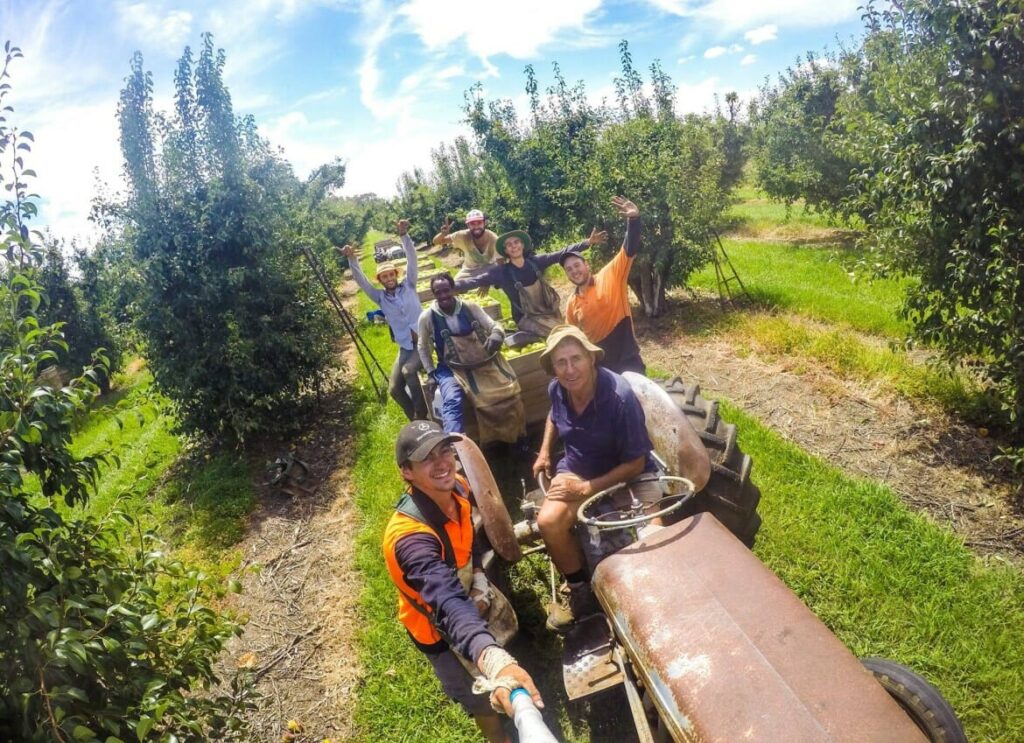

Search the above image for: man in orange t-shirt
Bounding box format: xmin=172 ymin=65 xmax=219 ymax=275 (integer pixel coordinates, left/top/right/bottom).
xmin=561 ymin=196 xmax=645 ymax=375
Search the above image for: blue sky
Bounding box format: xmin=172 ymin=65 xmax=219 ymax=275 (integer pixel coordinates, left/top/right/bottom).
xmin=0 ymin=0 xmax=867 ymax=242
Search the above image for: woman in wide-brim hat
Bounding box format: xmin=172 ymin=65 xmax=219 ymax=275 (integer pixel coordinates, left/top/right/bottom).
xmin=453 ymin=227 xmax=608 ymax=341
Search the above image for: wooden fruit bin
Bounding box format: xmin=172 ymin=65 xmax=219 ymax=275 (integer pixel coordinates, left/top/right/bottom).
xmin=418 ymin=344 xmax=551 ymax=442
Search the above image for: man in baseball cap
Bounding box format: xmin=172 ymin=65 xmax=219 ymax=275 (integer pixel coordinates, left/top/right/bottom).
xmin=432 ymin=208 xmax=501 ymax=281
xmin=561 ymin=196 xmax=647 ymax=375
xmin=383 ymin=420 xmax=541 ymax=742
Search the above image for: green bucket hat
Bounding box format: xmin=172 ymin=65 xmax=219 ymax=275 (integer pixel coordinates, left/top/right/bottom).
xmin=495 ymin=230 xmax=534 ymax=257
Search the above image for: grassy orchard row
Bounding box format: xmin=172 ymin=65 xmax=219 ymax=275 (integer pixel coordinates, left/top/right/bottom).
xmin=27 ymin=363 xmax=257 ymax=579
xmin=685 ymin=213 xmax=993 ymax=424
xmin=348 ymin=231 xmax=1024 ymax=741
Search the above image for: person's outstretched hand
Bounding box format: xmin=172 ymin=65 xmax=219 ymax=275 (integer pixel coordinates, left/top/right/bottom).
xmin=611 ymin=195 xmax=639 ymax=219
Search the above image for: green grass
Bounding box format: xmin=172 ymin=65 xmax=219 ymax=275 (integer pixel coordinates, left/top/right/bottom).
xmin=689 ymin=238 xmax=912 ymax=337
xmin=729 ymin=399 xmax=1024 ymax=741
xmin=724 ymin=184 xmax=858 ymax=236
xmin=32 ymin=361 xmax=257 ymax=578
xmin=728 ymin=314 xmax=998 ymax=424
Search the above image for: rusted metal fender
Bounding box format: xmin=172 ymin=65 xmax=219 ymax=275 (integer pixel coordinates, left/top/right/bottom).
xmin=623 ymin=372 xmax=711 ymax=492
xmin=593 ymin=515 xmax=928 ymax=742
xmin=454 ymin=437 xmax=523 ymax=562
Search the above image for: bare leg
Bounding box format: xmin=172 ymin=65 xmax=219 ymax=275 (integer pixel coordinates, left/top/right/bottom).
xmin=536 ymin=473 xmax=586 ymax=576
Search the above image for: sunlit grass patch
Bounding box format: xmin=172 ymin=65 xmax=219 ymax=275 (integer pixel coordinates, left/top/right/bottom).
xmin=731 ymin=313 xmax=997 ymax=425
xmin=689 ymin=238 xmax=912 ymax=338
xmin=35 ymin=360 xmax=257 ymax=579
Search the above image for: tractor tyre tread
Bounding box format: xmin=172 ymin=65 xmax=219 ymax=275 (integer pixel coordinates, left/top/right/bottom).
xmin=860 ymin=658 xmax=967 ymax=743
xmin=660 ymin=377 xmax=762 ymax=547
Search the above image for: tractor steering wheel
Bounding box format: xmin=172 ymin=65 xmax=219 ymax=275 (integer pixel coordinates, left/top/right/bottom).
xmin=576 ymin=476 xmax=695 ymax=531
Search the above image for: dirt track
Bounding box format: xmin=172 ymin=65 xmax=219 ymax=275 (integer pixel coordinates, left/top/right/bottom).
xmin=635 ymin=296 xmax=1024 ymax=562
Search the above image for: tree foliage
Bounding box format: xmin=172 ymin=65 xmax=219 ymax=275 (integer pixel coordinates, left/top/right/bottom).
xmin=115 ymin=35 xmax=337 ymax=440
xmin=0 ymin=43 xmax=252 ymax=742
xmin=460 ymin=41 xmax=730 ymax=317
xmin=750 ymin=49 xmax=865 ymax=216
xmin=34 ymin=239 xmax=120 ymax=384
xmin=845 ymin=1 xmax=1024 ymax=437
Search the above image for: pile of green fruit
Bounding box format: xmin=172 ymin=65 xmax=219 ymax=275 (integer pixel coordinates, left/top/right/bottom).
xmin=504 ymin=341 xmax=545 ymax=358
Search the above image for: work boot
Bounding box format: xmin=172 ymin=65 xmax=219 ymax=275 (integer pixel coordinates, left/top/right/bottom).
xmin=545 ymin=582 xmax=600 ymax=634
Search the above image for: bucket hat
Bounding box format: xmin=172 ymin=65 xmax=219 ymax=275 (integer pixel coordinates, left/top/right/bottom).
xmin=495 ymin=230 xmax=534 ymax=257
xmin=539 ymin=324 xmax=604 ymax=375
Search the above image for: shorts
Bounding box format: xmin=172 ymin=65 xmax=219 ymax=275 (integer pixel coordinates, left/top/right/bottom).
xmin=553 ymin=472 xmax=662 ymax=505
xmin=425 ymin=648 xmax=492 ymax=717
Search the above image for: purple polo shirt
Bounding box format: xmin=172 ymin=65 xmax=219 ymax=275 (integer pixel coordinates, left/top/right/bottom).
xmin=549 ymin=367 xmax=656 ymax=480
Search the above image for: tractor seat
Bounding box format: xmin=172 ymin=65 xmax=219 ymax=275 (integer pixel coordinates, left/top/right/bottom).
xmin=591 ymin=514 xmax=926 ymax=742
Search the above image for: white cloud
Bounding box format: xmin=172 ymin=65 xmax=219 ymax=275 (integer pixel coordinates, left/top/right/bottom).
xmin=675 ymin=76 xmax=721 ymax=115
xmin=740 ymin=53 xmax=756 ymax=65
xmin=398 ymin=0 xmax=602 ymax=60
xmin=744 ymin=23 xmax=777 ymax=44
xmin=22 ymin=100 xmax=123 ymax=242
xmin=677 ymin=54 xmax=695 ymax=64
xmin=695 ymin=0 xmax=858 ymax=29
xmin=728 ymin=43 xmax=744 ymax=53
xmin=115 ymin=2 xmax=193 ymax=53
xmin=644 ymin=0 xmax=859 ymax=29
xmin=704 ymin=46 xmax=727 ymax=59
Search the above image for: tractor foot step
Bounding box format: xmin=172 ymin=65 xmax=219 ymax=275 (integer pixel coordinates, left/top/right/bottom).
xmin=562 ymin=614 xmax=623 ymax=700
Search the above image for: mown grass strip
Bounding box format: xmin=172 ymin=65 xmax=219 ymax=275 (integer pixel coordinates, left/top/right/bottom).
xmin=723 ymin=184 xmax=861 ymax=236
xmin=34 ymin=362 xmax=257 ymax=578
xmin=688 ymin=238 xmax=912 ymax=337
xmin=729 ymin=399 xmax=1024 ymax=741
xmin=731 ymin=313 xmax=997 ymax=424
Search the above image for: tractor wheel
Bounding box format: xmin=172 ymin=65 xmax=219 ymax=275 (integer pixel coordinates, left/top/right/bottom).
xmin=660 ymin=377 xmax=762 ymax=546
xmin=860 ymin=658 xmax=967 ymax=743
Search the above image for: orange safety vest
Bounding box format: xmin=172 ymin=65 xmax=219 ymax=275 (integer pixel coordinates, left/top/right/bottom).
xmin=382 ymin=476 xmax=475 ymax=647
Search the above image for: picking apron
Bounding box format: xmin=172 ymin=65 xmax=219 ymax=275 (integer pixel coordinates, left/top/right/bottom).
xmin=514 ymin=266 xmax=563 ymax=338
xmin=441 ymin=323 xmax=525 ymax=445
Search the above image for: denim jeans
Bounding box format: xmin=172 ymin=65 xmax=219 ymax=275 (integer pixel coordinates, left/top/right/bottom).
xmin=433 ymin=367 xmax=465 ymax=433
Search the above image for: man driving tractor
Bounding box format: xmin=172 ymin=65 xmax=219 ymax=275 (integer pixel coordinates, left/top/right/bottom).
xmin=383 ymin=420 xmax=542 ymax=743
xmin=562 ymin=196 xmax=647 ymax=375
xmin=455 ymin=227 xmax=608 ymax=340
xmin=433 ymin=209 xmax=501 ymax=281
xmin=532 ymin=324 xmax=659 ymax=631
xmin=417 ymin=273 xmax=526 ymax=448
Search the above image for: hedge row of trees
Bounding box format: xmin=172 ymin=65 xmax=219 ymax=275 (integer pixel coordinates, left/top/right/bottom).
xmin=0 ymin=43 xmax=256 ymax=740
xmin=387 ymin=42 xmax=744 ymax=318
xmin=750 ymin=1 xmax=1024 ymax=443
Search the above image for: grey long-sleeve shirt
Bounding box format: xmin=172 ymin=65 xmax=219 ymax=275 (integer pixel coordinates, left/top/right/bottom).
xmin=417 ymin=299 xmax=504 ymax=375
xmin=349 ymin=234 xmax=422 ymax=351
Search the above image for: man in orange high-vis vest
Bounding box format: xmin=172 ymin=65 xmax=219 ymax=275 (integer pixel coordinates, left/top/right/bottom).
xmin=562 ymin=195 xmax=646 ymax=375
xmin=382 ymin=420 xmax=541 ymax=742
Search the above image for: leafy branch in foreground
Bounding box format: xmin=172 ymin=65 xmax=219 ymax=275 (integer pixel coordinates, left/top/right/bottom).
xmin=0 ymin=43 xmax=254 ymax=742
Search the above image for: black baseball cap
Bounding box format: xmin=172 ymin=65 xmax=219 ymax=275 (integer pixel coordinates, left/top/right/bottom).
xmin=558 ymin=249 xmax=588 ymax=267
xmin=395 ymin=420 xmax=462 ymax=466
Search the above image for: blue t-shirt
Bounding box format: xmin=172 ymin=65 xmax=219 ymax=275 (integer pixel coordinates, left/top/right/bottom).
xmin=549 ymin=367 xmax=656 ymax=480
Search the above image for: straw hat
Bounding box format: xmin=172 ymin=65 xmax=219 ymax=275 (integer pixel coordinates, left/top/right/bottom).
xmin=539 ymin=324 xmax=604 ymax=375
xmin=375 ymin=261 xmax=402 ymax=281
